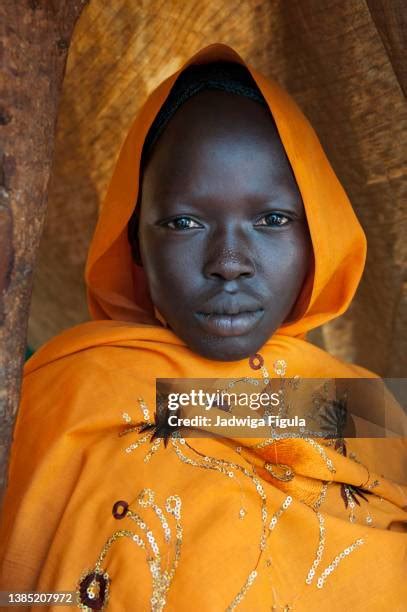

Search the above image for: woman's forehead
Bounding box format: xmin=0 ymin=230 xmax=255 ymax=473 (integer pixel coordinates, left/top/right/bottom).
xmin=140 ymin=92 xmax=298 ymax=207
xmin=151 ymin=89 xmax=280 ymax=145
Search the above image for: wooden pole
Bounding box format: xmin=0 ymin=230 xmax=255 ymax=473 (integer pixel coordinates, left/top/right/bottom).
xmin=0 ymin=0 xmax=89 ymax=503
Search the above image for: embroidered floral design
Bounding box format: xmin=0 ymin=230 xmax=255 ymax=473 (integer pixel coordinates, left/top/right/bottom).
xmin=77 ymin=491 xmax=183 ymax=612
xmin=77 ymin=569 xmax=110 ymax=611
xmin=273 ymin=359 xmax=287 ymax=376
xmin=137 ymin=399 xmax=181 ymax=447
xmin=340 ymin=483 xmax=372 ymax=508
xmin=112 ymin=500 xmax=129 ymax=519
xmin=249 ymin=353 xmax=264 ymax=370
xmin=109 ymin=354 xmax=376 ymax=608
xmin=119 ymin=395 xmax=180 ymax=453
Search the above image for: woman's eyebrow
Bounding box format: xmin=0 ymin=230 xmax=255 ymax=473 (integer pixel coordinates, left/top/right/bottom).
xmin=151 ymin=198 xmax=305 ymax=220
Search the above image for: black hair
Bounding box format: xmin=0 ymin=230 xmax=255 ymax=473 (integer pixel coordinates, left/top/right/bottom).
xmin=127 ymin=60 xmax=271 ymax=262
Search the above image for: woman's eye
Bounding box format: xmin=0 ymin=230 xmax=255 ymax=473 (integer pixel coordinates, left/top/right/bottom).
xmin=164 ymin=216 xmax=202 ymax=230
xmin=255 ymin=213 xmax=290 ymax=227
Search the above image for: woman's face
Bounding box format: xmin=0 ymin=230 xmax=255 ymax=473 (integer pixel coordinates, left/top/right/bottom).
xmin=135 ymin=90 xmax=312 ymax=361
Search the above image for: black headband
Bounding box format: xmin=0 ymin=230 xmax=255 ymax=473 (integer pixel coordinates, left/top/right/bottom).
xmin=141 ymin=61 xmax=270 ymax=164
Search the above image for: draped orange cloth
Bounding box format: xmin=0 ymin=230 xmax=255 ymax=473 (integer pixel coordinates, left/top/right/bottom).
xmin=1 ymin=43 xmax=406 ymax=611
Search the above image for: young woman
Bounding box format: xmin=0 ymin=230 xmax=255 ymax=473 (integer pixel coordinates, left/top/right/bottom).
xmin=0 ymin=43 xmax=405 ymax=611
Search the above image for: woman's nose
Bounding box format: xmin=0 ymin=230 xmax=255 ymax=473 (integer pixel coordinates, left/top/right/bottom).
xmin=203 ymin=245 xmax=255 ymax=281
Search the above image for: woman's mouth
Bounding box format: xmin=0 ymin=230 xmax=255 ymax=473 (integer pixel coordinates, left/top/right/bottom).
xmin=194 ymin=309 xmax=265 ymax=337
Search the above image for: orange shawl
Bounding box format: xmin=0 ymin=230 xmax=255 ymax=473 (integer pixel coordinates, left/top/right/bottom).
xmin=1 ymin=43 xmax=406 ymax=611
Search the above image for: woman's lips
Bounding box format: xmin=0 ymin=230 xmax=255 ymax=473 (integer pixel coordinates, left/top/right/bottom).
xmin=194 ymin=309 xmax=265 ymax=337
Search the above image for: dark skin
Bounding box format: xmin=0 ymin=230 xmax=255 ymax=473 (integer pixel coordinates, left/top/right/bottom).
xmin=131 ymin=90 xmax=312 ymax=361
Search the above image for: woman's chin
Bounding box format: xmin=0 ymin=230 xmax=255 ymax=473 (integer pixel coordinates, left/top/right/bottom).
xmin=182 ymin=332 xmax=272 ymax=362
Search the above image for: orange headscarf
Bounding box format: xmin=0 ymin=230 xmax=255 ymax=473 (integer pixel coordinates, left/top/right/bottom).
xmin=0 ymin=44 xmax=406 ymax=611
xmin=85 ymin=43 xmax=366 ymax=338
